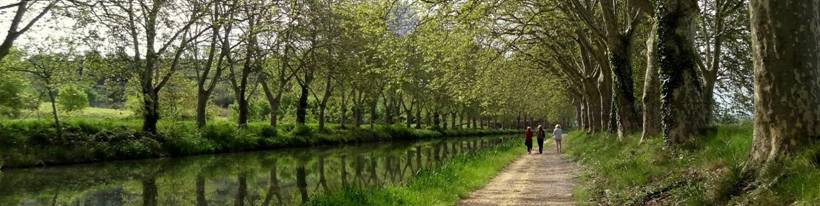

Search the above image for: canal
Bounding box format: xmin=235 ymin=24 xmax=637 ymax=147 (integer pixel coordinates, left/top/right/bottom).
xmin=0 ymin=135 xmax=512 ymax=205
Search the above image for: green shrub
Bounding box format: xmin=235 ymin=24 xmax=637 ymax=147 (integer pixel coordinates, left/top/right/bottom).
xmin=0 ymin=74 xmax=28 ymax=117
xmin=57 ymin=84 xmax=89 ymax=113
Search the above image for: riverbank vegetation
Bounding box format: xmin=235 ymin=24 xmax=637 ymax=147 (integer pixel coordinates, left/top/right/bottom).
xmin=308 ymin=138 xmax=519 ymax=206
xmin=0 ymin=118 xmax=515 ymax=168
xmin=567 ymin=124 xmax=820 ymax=205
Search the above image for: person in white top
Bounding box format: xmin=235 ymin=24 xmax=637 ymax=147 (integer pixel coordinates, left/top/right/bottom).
xmin=553 ymin=124 xmax=563 ymax=154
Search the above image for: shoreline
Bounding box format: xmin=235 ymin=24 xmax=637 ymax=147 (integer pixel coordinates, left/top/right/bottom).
xmin=1 ymin=119 xmax=518 ymax=169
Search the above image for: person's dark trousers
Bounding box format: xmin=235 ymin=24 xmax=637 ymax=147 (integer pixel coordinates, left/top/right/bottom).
xmin=537 ymin=138 xmax=544 ymax=154
xmin=525 ymin=140 xmax=532 ymax=153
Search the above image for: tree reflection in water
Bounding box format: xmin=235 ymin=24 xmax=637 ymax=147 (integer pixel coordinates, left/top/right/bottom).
xmin=0 ymin=136 xmax=510 ymax=206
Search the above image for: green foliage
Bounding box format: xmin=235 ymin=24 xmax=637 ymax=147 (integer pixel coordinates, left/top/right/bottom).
xmin=57 ymin=84 xmax=89 ymax=112
xmin=308 ymin=139 xmax=520 ymax=206
xmin=0 ymin=74 xmax=29 ymax=117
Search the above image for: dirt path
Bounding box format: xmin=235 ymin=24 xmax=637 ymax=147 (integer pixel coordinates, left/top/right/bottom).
xmin=458 ymin=146 xmax=579 ymax=206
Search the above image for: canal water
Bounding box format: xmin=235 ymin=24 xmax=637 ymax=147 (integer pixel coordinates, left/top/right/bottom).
xmin=0 ymin=135 xmax=512 ymax=206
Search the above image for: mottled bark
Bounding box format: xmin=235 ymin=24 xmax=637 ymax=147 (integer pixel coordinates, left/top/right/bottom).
xmin=598 ymin=56 xmax=614 ymax=132
xmin=746 ymin=0 xmax=820 ymax=174
xmin=583 ymin=81 xmax=602 ymax=132
xmin=641 ymin=18 xmax=661 ymax=143
xmin=610 ymin=37 xmax=641 ymax=139
xmin=657 ymin=0 xmax=707 ymax=146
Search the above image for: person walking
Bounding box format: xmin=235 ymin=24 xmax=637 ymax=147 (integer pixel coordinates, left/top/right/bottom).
xmin=553 ymin=124 xmax=563 ymax=153
xmin=524 ymin=127 xmax=533 ymax=154
xmin=536 ymin=125 xmax=546 ymax=154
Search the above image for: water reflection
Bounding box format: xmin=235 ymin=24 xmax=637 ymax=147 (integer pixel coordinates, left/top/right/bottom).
xmin=0 ymin=136 xmax=510 ymax=206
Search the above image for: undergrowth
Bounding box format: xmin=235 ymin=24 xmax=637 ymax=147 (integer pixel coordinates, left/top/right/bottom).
xmin=566 ymin=123 xmax=820 ymax=205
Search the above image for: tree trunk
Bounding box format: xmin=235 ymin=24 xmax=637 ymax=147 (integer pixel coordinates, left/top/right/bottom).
xmin=318 ymin=76 xmax=333 ymax=130
xmin=746 ymin=0 xmax=820 ymax=175
xmin=433 ymin=110 xmax=440 ymax=129
xmin=599 ymin=66 xmax=613 ymax=132
xmin=471 ymin=115 xmax=477 ymax=129
xmin=442 ymin=112 xmax=448 ymax=130
xmin=296 ymin=76 xmax=311 ymax=125
xmin=404 ymin=100 xmax=412 ymax=127
xmin=458 ymin=111 xmax=464 ymax=129
xmin=657 ymin=0 xmax=706 ymax=146
xmin=384 ymin=94 xmax=393 ymax=125
xmin=579 ymin=98 xmax=587 ymax=131
xmin=45 ymin=87 xmax=62 ymax=135
xmin=237 ymin=95 xmax=249 ymax=128
xmin=701 ymin=0 xmax=724 ymax=124
xmin=414 ymin=103 xmax=422 ymax=129
xmin=586 ymin=83 xmax=602 ymax=132
xmin=353 ymin=91 xmax=362 ymax=128
xmin=142 ymin=90 xmax=160 ymax=133
xmin=369 ymin=96 xmax=378 ymax=129
xmin=450 ymin=112 xmax=456 ymax=129
xmin=610 ymin=37 xmax=641 ymax=139
xmin=641 ymin=18 xmax=661 ymax=143
xmin=340 ymin=89 xmax=350 ymax=129
xmin=575 ymin=103 xmax=582 ymax=130
xmin=261 ymin=82 xmax=282 ymax=128
xmin=195 ymin=90 xmax=208 ymax=128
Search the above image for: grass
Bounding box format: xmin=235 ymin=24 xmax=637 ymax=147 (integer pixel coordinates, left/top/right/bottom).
xmin=307 ymin=138 xmax=521 ymax=206
xmin=0 ymin=116 xmax=517 ymax=168
xmin=566 ymin=123 xmax=820 ymax=205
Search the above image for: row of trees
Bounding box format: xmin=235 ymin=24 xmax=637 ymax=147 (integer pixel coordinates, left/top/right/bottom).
xmin=455 ymin=0 xmax=817 ymax=180
xmin=0 ymin=0 xmax=571 ymax=133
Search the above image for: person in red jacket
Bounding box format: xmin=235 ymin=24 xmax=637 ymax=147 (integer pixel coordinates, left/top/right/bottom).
xmin=524 ymin=127 xmax=533 ymax=154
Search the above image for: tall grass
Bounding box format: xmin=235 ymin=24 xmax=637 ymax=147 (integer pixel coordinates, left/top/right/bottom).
xmin=0 ymin=118 xmax=518 ymax=168
xmin=308 ymin=139 xmax=520 ymax=206
xmin=566 ymin=123 xmax=820 ymax=205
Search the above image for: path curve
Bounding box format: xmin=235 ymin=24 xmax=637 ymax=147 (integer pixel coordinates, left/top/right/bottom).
xmin=458 ymin=147 xmax=578 ymax=206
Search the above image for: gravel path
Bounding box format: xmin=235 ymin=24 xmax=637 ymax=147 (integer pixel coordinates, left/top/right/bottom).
xmin=458 ymin=147 xmax=579 ymax=206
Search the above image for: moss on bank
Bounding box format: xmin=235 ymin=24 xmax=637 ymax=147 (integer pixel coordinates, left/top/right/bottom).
xmin=566 ymin=123 xmax=820 ymax=205
xmin=0 ymin=119 xmax=516 ymax=168
xmin=307 ymin=138 xmax=520 ymax=206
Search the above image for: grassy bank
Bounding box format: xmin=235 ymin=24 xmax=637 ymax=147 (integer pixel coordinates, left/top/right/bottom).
xmin=567 ymin=123 xmax=820 ymax=205
xmin=307 ymin=138 xmax=521 ymax=206
xmin=0 ymin=119 xmax=517 ymax=168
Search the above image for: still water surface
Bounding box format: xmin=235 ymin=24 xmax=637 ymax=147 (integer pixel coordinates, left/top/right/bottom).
xmin=0 ymin=135 xmax=511 ymax=206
